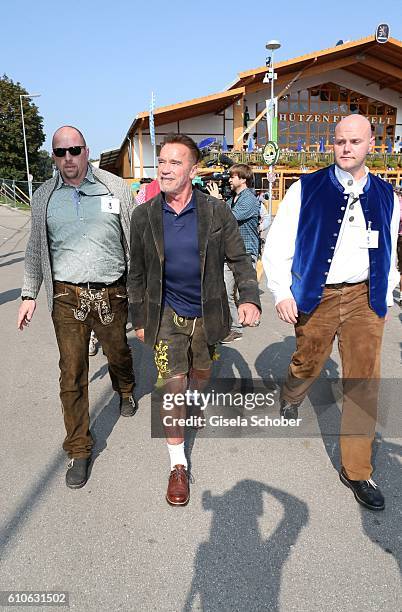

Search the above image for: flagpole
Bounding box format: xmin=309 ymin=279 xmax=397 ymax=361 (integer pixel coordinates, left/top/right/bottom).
xmin=150 ymin=92 xmax=157 ymax=178
xmin=265 ymin=40 xmax=281 ymax=219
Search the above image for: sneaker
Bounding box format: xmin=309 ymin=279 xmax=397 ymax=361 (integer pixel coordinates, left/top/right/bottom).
xmin=120 ymin=395 xmax=138 ymax=417
xmin=220 ymin=331 xmax=243 ymax=344
xmin=66 ymin=457 xmax=90 ymax=489
xmin=88 ymin=333 xmax=97 ymax=356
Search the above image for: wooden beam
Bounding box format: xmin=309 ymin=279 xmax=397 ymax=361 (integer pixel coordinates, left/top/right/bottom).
xmin=121 ymin=141 xmax=131 ymax=178
xmin=136 ymin=87 xmax=246 ymax=119
xmin=361 ymin=56 xmax=402 ymax=81
xmin=233 ymin=97 xmax=244 ymax=151
xmin=245 ymin=57 xmax=358 ymax=96
xmin=237 ymin=35 xmax=376 ymax=81
xmin=379 ymin=77 xmax=402 ymax=90
xmin=138 ymin=124 xmax=143 ymax=177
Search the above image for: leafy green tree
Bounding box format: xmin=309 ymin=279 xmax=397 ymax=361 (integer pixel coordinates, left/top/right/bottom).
xmin=0 ymin=74 xmax=52 ymax=183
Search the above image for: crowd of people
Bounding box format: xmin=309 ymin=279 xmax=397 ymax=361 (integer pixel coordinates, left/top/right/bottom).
xmin=17 ymin=115 xmax=401 ymax=512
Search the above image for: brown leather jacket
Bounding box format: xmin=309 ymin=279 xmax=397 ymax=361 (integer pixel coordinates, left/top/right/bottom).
xmin=128 ymin=189 xmax=261 ymax=347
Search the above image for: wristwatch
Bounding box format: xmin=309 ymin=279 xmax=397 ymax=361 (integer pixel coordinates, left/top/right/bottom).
xmin=21 ymin=296 xmax=33 ymax=301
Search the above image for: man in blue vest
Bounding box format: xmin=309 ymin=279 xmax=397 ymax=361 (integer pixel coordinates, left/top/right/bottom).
xmin=263 ymin=114 xmax=400 ymax=511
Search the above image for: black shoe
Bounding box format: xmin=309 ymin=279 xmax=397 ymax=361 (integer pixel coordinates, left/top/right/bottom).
xmin=280 ymin=399 xmax=301 ymax=420
xmin=339 ymin=468 xmax=385 ymax=511
xmin=120 ymin=395 xmax=138 ymax=417
xmin=66 ymin=458 xmax=90 ymax=489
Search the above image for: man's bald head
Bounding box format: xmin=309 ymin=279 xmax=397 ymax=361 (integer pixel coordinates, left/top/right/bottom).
xmin=52 ymin=125 xmax=89 ymax=186
xmin=52 ymin=126 xmax=86 ymax=149
xmin=335 ymin=114 xmax=371 ymax=140
xmin=333 ymin=114 xmax=374 ymax=179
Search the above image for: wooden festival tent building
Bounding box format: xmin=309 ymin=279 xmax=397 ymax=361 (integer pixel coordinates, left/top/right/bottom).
xmin=100 ymin=32 xmax=402 ymax=210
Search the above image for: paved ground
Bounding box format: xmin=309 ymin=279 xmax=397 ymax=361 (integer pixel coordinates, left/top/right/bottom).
xmin=0 ymin=204 xmax=401 ymax=612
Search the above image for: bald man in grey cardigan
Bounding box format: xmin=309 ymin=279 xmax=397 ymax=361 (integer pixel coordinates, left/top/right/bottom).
xmin=17 ymin=126 xmax=137 ymax=489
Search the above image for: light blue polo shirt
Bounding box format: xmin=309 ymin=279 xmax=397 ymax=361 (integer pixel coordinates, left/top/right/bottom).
xmin=47 ymin=166 xmax=126 ymax=283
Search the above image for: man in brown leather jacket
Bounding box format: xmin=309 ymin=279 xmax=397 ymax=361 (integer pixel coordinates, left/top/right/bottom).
xmin=128 ymin=134 xmax=261 ymax=506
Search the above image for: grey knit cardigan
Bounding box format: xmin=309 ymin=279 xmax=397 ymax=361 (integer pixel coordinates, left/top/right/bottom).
xmin=21 ymin=165 xmax=135 ymax=311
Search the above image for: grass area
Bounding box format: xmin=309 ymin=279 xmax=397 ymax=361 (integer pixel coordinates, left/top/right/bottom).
xmin=0 ymin=196 xmax=31 ymax=211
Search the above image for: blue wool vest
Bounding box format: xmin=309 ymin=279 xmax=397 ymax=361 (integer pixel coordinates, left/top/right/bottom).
xmin=291 ymin=165 xmax=394 ymax=317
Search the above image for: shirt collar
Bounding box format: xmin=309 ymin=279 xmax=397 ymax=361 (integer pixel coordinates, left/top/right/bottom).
xmin=55 ymin=164 xmax=95 ymax=190
xmin=334 ymin=165 xmax=369 ymax=194
xmin=162 ymin=190 xmax=196 ymax=214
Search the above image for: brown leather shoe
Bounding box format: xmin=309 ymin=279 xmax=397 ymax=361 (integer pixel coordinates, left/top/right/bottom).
xmin=166 ymin=464 xmax=190 ymax=506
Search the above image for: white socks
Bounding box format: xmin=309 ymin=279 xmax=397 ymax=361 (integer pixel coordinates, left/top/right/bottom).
xmin=167 ymin=442 xmax=187 ymax=470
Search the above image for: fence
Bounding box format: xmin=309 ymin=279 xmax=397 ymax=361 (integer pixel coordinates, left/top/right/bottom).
xmin=201 ymin=150 xmax=402 ymax=171
xmin=0 ymin=178 xmax=43 ymax=208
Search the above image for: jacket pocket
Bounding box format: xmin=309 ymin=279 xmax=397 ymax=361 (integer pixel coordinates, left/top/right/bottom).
xmin=209 ymin=227 xmax=222 ymax=238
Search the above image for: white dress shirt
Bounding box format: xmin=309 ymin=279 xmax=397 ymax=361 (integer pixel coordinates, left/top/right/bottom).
xmin=262 ymin=165 xmax=400 ymax=307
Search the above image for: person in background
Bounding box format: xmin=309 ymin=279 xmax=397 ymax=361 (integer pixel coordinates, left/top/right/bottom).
xmin=136 ymin=179 xmax=161 ymax=204
xmin=207 ymin=163 xmax=260 ymax=343
xmin=88 ymin=330 xmax=98 ymax=356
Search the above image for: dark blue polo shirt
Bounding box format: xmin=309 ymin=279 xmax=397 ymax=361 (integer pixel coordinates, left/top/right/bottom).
xmin=162 ymin=192 xmax=202 ymax=317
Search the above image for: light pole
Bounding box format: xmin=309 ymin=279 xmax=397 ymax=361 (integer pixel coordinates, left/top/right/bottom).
xmin=265 ymin=40 xmax=281 ymax=218
xmin=19 ymin=93 xmax=41 ymax=202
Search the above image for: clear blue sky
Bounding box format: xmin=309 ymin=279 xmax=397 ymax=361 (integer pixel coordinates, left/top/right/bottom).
xmin=2 ymin=0 xmax=402 ymax=158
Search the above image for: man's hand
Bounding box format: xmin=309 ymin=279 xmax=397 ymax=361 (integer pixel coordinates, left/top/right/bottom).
xmin=17 ymin=299 xmax=36 ymax=331
xmin=276 ymin=298 xmax=298 ymax=324
xmin=135 ymin=328 xmax=145 ymax=342
xmin=205 ymin=182 xmax=222 ymax=199
xmin=238 ymin=303 xmax=260 ymax=327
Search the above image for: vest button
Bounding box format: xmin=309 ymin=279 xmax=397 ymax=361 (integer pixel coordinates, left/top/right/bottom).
xmin=349 ymin=216 xmax=354 ymax=222
xmin=327 ymin=259 xmax=332 ymax=262
xmin=341 ymin=206 xmax=345 ymax=211
xmin=321 ymin=284 xmax=325 ymax=287
xmin=337 ymin=219 xmax=342 ymax=223
xmin=333 ymin=233 xmax=338 ymax=237
xmin=344 ymin=196 xmax=348 ymax=200
xmin=324 ymin=272 xmax=328 ymax=276
xmin=331 ymin=246 xmax=335 ymax=250
xmin=318 ymin=295 xmax=322 ymax=298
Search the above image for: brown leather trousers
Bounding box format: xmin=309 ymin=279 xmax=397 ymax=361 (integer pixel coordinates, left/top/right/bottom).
xmin=281 ymin=282 xmax=385 ymax=480
xmin=52 ymin=281 xmax=135 ymax=458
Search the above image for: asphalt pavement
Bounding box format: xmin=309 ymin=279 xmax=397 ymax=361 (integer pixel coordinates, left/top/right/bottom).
xmin=0 ymin=204 xmax=401 ymax=612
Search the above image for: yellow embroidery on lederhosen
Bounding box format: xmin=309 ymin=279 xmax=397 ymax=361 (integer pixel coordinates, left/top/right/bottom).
xmin=154 ymin=340 xmax=170 ymax=375
xmin=212 ymin=348 xmax=220 ymax=361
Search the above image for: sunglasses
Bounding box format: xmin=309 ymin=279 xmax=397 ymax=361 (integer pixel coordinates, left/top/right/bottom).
xmin=53 ymin=146 xmax=86 ymax=158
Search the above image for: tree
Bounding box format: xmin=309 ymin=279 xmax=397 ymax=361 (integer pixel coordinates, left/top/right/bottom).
xmin=0 ymin=74 xmax=52 ymax=183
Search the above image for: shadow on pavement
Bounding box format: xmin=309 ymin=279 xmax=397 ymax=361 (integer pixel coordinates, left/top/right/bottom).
xmin=130 ymin=336 xmax=158 ymax=399
xmin=360 ymin=436 xmax=402 ymax=576
xmin=0 ymin=450 xmax=66 ymax=560
xmin=255 ymin=335 xmax=296 ymax=384
xmin=255 ymin=335 xmax=342 ymax=471
xmin=89 ymin=336 xmax=158 ymax=401
xmin=0 ymin=288 xmax=21 ymax=305
xmin=89 ymin=396 xmax=121 ymax=467
xmin=214 ymin=344 xmax=253 ymax=379
xmin=183 ymin=480 xmax=309 ymax=611
xmin=0 ymin=251 xmax=23 ymax=259
xmin=0 ymin=387 xmax=123 ymax=558
xmin=0 ymin=257 xmax=24 ymax=268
